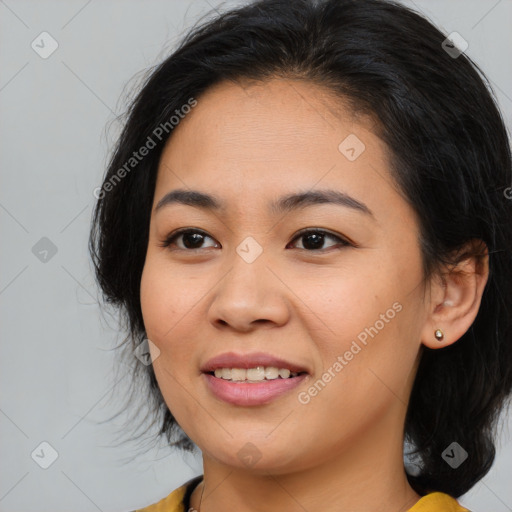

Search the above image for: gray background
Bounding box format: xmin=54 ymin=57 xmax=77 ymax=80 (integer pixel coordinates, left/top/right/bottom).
xmin=1 ymin=1 xmax=511 ymax=511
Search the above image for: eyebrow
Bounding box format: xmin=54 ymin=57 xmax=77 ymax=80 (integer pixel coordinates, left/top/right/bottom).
xmin=155 ymin=188 xmax=374 ymax=218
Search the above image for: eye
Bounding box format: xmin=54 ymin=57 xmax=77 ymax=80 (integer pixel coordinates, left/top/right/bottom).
xmin=159 ymin=228 xmax=219 ymax=250
xmin=287 ymin=229 xmax=351 ymax=251
xmin=159 ymin=228 xmax=352 ymax=252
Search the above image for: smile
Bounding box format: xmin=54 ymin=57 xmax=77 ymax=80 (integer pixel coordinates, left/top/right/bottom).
xmin=209 ymin=366 xmax=303 ymax=382
xmin=203 ymin=371 xmax=308 ymax=406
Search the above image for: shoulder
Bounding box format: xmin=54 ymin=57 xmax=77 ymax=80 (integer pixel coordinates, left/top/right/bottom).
xmin=133 ymin=475 xmax=203 ymax=512
xmin=408 ymin=492 xmax=472 ymax=512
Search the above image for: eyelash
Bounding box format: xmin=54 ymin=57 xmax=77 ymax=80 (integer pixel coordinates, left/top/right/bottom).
xmin=159 ymin=228 xmax=352 ymax=253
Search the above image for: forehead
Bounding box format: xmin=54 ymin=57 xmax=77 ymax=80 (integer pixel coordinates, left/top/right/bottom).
xmin=154 ymin=78 xmax=400 ymax=220
xmin=164 ymin=77 xmax=369 ymax=153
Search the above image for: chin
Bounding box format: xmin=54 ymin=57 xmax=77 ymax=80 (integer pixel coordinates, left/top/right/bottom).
xmin=206 ymin=438 xmax=305 ymax=474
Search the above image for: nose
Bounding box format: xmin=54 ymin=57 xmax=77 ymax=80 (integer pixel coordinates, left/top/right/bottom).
xmin=206 ymin=248 xmax=291 ymax=332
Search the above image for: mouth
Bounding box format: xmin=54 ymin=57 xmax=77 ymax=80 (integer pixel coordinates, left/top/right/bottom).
xmin=200 ymin=351 xmax=310 ymax=375
xmin=200 ymin=352 xmax=310 ymax=406
xmin=202 ymin=368 xmax=308 ymax=406
xmin=205 ymin=367 xmax=308 ymax=382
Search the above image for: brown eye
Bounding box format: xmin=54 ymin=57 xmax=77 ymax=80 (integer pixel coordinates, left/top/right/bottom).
xmin=160 ymin=228 xmax=351 ymax=252
xmin=160 ymin=229 xmax=219 ymax=250
xmin=288 ymin=229 xmax=351 ymax=251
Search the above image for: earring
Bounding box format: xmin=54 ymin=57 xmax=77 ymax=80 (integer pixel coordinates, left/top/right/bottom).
xmin=434 ymin=329 xmax=444 ymax=341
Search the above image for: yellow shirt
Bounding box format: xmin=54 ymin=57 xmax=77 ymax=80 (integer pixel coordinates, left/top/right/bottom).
xmin=134 ymin=476 xmax=471 ymax=512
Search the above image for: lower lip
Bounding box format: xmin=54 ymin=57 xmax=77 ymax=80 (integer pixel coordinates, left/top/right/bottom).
xmin=203 ymin=373 xmax=307 ymax=406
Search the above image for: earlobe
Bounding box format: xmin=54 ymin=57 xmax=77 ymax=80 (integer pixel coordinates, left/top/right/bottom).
xmin=421 ymin=239 xmax=489 ymax=349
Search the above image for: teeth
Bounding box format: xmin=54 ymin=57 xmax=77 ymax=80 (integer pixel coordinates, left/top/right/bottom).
xmin=278 ymin=368 xmax=291 ymax=379
xmin=231 ymin=368 xmax=247 ymax=381
xmin=247 ymin=367 xmax=266 ymax=380
xmin=212 ymin=366 xmax=300 ymax=381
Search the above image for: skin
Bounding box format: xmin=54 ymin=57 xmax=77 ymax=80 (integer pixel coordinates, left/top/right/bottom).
xmin=140 ymin=78 xmax=488 ymax=512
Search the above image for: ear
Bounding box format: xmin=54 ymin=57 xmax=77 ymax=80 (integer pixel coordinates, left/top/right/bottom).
xmin=421 ymin=239 xmax=489 ymax=349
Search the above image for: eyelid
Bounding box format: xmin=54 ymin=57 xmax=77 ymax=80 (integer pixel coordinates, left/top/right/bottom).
xmin=159 ymin=227 xmax=218 ymax=249
xmin=289 ymin=228 xmax=353 ymax=248
xmin=159 ymin=227 xmax=353 ymax=251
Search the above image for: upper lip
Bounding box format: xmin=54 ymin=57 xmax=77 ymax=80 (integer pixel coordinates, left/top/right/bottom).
xmin=201 ymin=352 xmax=309 ymax=374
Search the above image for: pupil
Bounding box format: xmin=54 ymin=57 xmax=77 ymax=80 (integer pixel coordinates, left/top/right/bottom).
xmin=183 ymin=232 xmax=204 ymax=249
xmin=181 ymin=232 xmax=326 ymax=250
xmin=304 ymin=232 xmax=324 ymax=250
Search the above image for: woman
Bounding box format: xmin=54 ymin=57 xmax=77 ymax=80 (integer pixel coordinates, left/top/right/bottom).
xmin=89 ymin=0 xmax=512 ymax=510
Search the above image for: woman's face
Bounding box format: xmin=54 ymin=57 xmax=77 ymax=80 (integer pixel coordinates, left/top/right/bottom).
xmin=140 ymin=78 xmax=431 ymax=474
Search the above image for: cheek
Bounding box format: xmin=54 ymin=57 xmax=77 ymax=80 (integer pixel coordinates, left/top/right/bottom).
xmin=140 ymin=256 xmax=203 ymax=342
xmin=288 ymin=265 xmax=386 ymax=348
xmin=140 ymin=262 xmax=172 ymax=342
xmin=140 ymin=259 xmax=202 ymax=418
xmin=293 ymin=263 xmax=417 ymax=394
